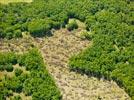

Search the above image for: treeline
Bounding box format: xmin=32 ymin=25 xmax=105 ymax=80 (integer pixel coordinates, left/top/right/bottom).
xmin=0 ymin=49 xmax=61 ymax=100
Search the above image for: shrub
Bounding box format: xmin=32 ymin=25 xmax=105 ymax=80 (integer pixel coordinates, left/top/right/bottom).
xmin=0 ymin=52 xmax=17 ymax=65
xmin=12 ymin=95 xmax=22 ymax=100
xmin=5 ymin=64 xmax=14 ymax=72
xmin=28 ymin=19 xmax=51 ymax=37
xmin=0 ymin=65 xmax=4 ymax=71
xmin=5 ymin=77 xmax=23 ymax=92
xmin=18 ymin=49 xmax=44 ymax=71
xmin=14 ymin=68 xmax=23 ymax=76
xmin=67 ymin=20 xmax=78 ymax=31
xmin=13 ymin=30 xmax=22 ymax=38
xmin=80 ymin=31 xmax=93 ymax=40
xmin=6 ymin=32 xmax=13 ymax=39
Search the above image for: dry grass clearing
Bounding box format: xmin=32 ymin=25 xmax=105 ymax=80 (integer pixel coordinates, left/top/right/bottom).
xmin=0 ymin=0 xmax=32 ymax=4
xmin=0 ymin=38 xmax=34 ymax=53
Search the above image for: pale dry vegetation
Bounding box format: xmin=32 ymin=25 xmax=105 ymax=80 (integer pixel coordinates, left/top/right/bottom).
xmin=0 ymin=38 xmax=34 ymax=53
xmin=0 ymin=0 xmax=32 ymax=4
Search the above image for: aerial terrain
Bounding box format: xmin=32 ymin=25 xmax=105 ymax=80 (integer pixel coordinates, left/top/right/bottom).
xmin=0 ymin=0 xmax=134 ymax=100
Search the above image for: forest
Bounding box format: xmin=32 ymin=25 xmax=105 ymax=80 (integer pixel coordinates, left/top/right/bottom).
xmin=0 ymin=0 xmax=134 ymax=99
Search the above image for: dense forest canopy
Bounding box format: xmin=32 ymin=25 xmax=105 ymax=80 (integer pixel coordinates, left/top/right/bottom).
xmin=0 ymin=0 xmax=134 ymax=99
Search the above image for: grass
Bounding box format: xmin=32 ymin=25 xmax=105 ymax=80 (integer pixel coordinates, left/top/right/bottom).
xmin=0 ymin=0 xmax=32 ymax=4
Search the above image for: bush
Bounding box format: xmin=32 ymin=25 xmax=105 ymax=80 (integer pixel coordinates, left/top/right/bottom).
xmin=11 ymin=95 xmax=22 ymax=100
xmin=5 ymin=64 xmax=14 ymax=72
xmin=28 ymin=19 xmax=51 ymax=37
xmin=18 ymin=49 xmax=44 ymax=71
xmin=13 ymin=30 xmax=22 ymax=38
xmin=67 ymin=20 xmax=78 ymax=31
xmin=5 ymin=77 xmax=23 ymax=92
xmin=80 ymin=31 xmax=93 ymax=40
xmin=0 ymin=65 xmax=4 ymax=71
xmin=14 ymin=68 xmax=23 ymax=76
xmin=0 ymin=52 xmax=17 ymax=65
xmin=0 ymin=64 xmax=13 ymax=72
xmin=6 ymin=32 xmax=13 ymax=39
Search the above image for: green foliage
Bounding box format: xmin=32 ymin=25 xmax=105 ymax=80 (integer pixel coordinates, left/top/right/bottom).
xmin=11 ymin=95 xmax=22 ymax=100
xmin=0 ymin=88 xmax=13 ymax=99
xmin=0 ymin=64 xmax=13 ymax=72
xmin=14 ymin=68 xmax=23 ymax=76
xmin=67 ymin=20 xmax=78 ymax=31
xmin=0 ymin=52 xmax=17 ymax=65
xmin=0 ymin=65 xmax=4 ymax=71
xmin=18 ymin=49 xmax=44 ymax=71
xmin=28 ymin=19 xmax=51 ymax=37
xmin=20 ymin=49 xmax=61 ymax=99
xmin=0 ymin=49 xmax=61 ymax=99
xmin=5 ymin=64 xmax=14 ymax=72
xmin=0 ymin=52 xmax=16 ymax=72
xmin=80 ymin=31 xmax=93 ymax=40
xmin=23 ymin=71 xmax=61 ymax=100
xmin=13 ymin=30 xmax=22 ymax=38
xmin=5 ymin=76 xmax=23 ymax=92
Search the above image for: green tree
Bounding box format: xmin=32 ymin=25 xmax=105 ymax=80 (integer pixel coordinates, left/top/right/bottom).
xmin=5 ymin=64 xmax=14 ymax=72
xmin=67 ymin=20 xmax=78 ymax=31
xmin=14 ymin=68 xmax=23 ymax=76
xmin=28 ymin=19 xmax=51 ymax=37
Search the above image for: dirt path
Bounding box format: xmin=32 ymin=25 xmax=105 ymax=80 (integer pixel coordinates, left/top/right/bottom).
xmin=35 ymin=29 xmax=130 ymax=100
